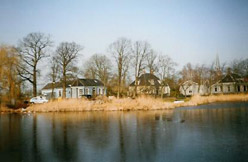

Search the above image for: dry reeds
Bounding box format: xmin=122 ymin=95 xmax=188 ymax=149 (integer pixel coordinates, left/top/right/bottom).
xmin=3 ymin=94 xmax=248 ymax=112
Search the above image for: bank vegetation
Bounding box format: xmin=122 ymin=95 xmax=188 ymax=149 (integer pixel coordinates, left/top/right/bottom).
xmin=0 ymin=94 xmax=247 ymax=113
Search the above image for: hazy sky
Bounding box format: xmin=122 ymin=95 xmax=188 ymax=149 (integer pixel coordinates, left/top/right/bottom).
xmin=1 ymin=0 xmax=248 ymax=68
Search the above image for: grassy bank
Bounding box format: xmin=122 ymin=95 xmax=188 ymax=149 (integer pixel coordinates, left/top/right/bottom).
xmin=20 ymin=94 xmax=248 ymax=112
xmin=1 ymin=94 xmax=248 ymax=113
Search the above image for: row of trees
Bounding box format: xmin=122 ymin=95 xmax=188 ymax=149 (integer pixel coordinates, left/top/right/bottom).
xmin=84 ymin=38 xmax=177 ymax=98
xmin=1 ymin=32 xmax=248 ymax=105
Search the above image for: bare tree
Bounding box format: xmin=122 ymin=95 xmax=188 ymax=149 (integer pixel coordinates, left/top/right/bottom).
xmin=230 ymin=58 xmax=248 ymax=77
xmin=48 ymin=56 xmax=60 ymax=99
xmin=84 ymin=60 xmax=97 ymax=79
xmin=193 ymin=64 xmax=210 ymax=93
xmin=209 ymin=61 xmax=225 ymax=83
xmin=55 ymin=42 xmax=82 ymax=98
xmin=84 ymin=54 xmax=112 ymax=95
xmin=158 ymin=54 xmax=177 ymax=98
xmin=146 ymin=50 xmax=158 ymax=74
xmin=108 ymin=38 xmax=131 ymax=98
xmin=180 ymin=63 xmax=194 ymax=81
xmin=17 ymin=32 xmax=52 ymax=97
xmin=131 ymin=41 xmax=151 ymax=97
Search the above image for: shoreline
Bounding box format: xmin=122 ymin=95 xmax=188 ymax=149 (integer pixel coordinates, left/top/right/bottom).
xmin=1 ymin=94 xmax=248 ymax=113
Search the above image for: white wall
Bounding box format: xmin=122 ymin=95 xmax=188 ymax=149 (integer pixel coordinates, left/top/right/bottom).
xmin=71 ymin=86 xmax=106 ymax=98
xmin=41 ymin=88 xmax=71 ymax=99
xmin=180 ymin=84 xmax=199 ymax=96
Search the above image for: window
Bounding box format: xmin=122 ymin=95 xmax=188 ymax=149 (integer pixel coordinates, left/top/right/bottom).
xmin=98 ymin=88 xmax=101 ymax=95
xmin=238 ymin=86 xmax=240 ymax=92
xmin=85 ymin=88 xmax=89 ymax=95
xmin=79 ymin=89 xmax=83 ymax=96
xmin=244 ymin=86 xmax=247 ymax=92
xmin=228 ymin=86 xmax=230 ymax=92
xmin=189 ymin=90 xmax=192 ymax=93
xmin=215 ymin=87 xmax=217 ymax=92
xmin=150 ymin=79 xmax=154 ymax=85
xmin=59 ymin=90 xmax=61 ymax=97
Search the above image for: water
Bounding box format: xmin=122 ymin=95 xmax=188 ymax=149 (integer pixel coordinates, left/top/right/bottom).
xmin=1 ymin=102 xmax=248 ymax=162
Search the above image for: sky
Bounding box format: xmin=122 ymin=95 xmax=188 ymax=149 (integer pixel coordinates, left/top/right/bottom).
xmin=1 ymin=0 xmax=248 ymax=68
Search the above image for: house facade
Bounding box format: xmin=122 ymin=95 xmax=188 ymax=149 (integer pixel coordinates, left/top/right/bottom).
xmin=128 ymin=73 xmax=170 ymax=97
xmin=41 ymin=78 xmax=106 ymax=99
xmin=41 ymin=81 xmax=72 ymax=99
xmin=211 ymin=73 xmax=248 ymax=94
xmin=179 ymin=80 xmax=209 ymax=96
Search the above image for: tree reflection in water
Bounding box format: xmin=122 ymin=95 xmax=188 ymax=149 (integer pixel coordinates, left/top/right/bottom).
xmin=0 ymin=102 xmax=248 ymax=162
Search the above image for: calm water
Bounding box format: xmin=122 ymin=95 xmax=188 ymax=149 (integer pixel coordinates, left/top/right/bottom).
xmin=1 ymin=102 xmax=248 ymax=162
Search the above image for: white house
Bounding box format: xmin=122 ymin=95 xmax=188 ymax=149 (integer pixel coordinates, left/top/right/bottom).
xmin=211 ymin=72 xmax=248 ymax=94
xmin=179 ymin=80 xmax=209 ymax=96
xmin=41 ymin=78 xmax=106 ymax=99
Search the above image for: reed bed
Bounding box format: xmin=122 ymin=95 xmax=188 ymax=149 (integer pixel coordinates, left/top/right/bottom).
xmin=21 ymin=94 xmax=248 ymax=112
xmin=0 ymin=94 xmax=247 ymax=113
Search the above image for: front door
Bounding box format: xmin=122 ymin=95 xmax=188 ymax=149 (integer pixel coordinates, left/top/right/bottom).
xmin=92 ymin=87 xmax=96 ymax=97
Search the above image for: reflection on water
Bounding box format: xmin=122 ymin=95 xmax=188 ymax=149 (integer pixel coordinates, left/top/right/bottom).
xmin=1 ymin=102 xmax=248 ymax=162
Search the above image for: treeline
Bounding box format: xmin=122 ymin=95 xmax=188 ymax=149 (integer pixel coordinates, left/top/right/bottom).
xmin=0 ymin=32 xmax=248 ymax=106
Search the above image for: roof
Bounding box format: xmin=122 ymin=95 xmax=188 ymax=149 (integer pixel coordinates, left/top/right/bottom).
xmin=42 ymin=78 xmax=104 ymax=90
xmin=72 ymin=79 xmax=104 ymax=86
xmin=129 ymin=73 xmax=161 ymax=87
xmin=219 ymin=73 xmax=243 ymax=83
xmin=180 ymin=80 xmax=198 ymax=86
xmin=42 ymin=80 xmax=74 ymax=90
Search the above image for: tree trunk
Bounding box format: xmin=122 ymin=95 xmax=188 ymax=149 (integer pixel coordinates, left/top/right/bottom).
xmin=117 ymin=78 xmax=120 ymax=98
xmin=161 ymin=86 xmax=163 ymax=98
xmin=103 ymin=77 xmax=106 ymax=96
xmin=33 ymin=66 xmax=37 ymax=97
xmin=51 ymin=82 xmax=54 ymax=99
xmin=134 ymin=77 xmax=138 ymax=97
xmin=117 ymin=60 xmax=122 ymax=99
xmin=62 ymin=66 xmax=66 ymax=98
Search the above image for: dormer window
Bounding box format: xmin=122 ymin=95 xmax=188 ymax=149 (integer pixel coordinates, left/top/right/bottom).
xmin=150 ymin=79 xmax=154 ymax=85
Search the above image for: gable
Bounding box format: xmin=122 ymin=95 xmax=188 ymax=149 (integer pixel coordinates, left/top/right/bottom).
xmin=129 ymin=73 xmax=161 ymax=87
xmin=220 ymin=73 xmax=242 ymax=83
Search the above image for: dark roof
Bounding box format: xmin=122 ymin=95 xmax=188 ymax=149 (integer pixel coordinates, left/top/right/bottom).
xmin=42 ymin=78 xmax=104 ymax=90
xmin=219 ymin=73 xmax=243 ymax=83
xmin=130 ymin=73 xmax=161 ymax=87
xmin=72 ymin=79 xmax=104 ymax=86
xmin=42 ymin=80 xmax=74 ymax=90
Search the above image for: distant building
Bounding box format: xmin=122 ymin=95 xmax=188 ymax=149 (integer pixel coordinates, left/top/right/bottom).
xmin=214 ymin=54 xmax=221 ymax=72
xmin=211 ymin=72 xmax=248 ymax=94
xmin=179 ymin=80 xmax=209 ymax=96
xmin=128 ymin=73 xmax=170 ymax=97
xmin=179 ymin=80 xmax=198 ymax=96
xmin=41 ymin=78 xmax=106 ymax=99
